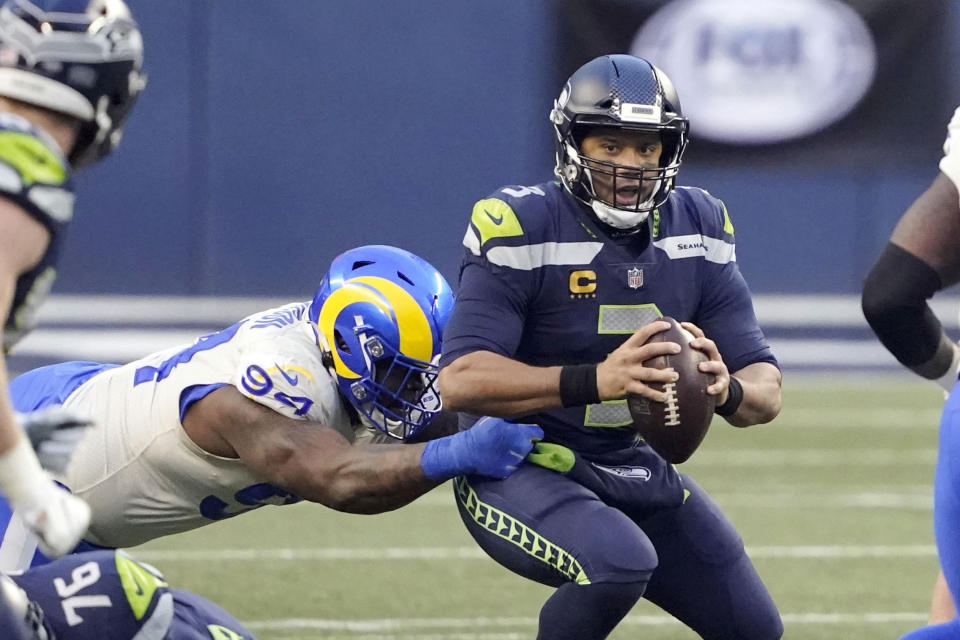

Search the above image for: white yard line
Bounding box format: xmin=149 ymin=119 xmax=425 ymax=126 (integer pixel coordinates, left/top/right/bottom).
xmin=690 ymin=448 xmax=936 ymax=466
xmin=397 ymin=487 xmax=936 ymax=508
xmin=132 ymin=544 xmax=936 ymax=563
xmin=243 ymin=611 xmax=928 ymax=633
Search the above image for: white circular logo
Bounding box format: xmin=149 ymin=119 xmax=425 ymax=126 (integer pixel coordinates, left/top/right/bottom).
xmin=631 ymin=0 xmax=877 ymax=144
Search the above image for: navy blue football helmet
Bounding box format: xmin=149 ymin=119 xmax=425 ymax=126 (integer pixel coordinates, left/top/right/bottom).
xmin=551 ymin=54 xmax=689 ymax=232
xmin=0 ymin=0 xmax=146 ymax=168
xmin=309 ymin=245 xmax=454 ymax=440
xmin=0 ymin=575 xmax=49 ymax=640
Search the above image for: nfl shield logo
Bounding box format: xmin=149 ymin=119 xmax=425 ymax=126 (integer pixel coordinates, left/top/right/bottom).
xmin=627 ymin=267 xmax=643 ymax=289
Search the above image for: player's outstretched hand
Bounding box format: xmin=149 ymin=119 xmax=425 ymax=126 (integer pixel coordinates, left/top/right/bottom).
xmin=596 ymin=319 xmax=680 ymax=402
xmin=420 ymin=417 xmax=544 ymax=482
xmin=20 ymin=479 xmax=91 ymax=557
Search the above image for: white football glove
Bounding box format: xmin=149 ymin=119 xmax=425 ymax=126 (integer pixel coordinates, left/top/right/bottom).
xmin=935 ymin=342 xmax=960 ymax=394
xmin=939 ymin=106 xmax=960 ymax=194
xmin=0 ymin=436 xmax=90 ymax=558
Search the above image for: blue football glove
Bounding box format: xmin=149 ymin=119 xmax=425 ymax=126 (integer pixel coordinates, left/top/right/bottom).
xmin=419 ymin=416 xmax=543 ymax=482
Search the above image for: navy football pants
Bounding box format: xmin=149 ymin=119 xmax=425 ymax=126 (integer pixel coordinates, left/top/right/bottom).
xmin=456 ymin=461 xmax=783 ymax=639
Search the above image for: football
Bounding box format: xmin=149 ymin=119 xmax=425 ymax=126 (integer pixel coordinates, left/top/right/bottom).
xmin=626 ymin=317 xmax=716 ymax=463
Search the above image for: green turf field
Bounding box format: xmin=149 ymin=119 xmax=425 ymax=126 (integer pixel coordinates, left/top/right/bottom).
xmin=129 ymin=377 xmax=946 ymax=639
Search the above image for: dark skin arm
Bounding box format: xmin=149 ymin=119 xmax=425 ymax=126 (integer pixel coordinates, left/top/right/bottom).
xmin=681 ymin=322 xmax=782 ymax=427
xmin=439 ymin=319 xmax=680 ymax=417
xmin=888 ymin=171 xmax=960 ymax=621
xmin=890 ymin=172 xmax=960 ymax=284
xmin=182 ymin=386 xmax=437 ymax=514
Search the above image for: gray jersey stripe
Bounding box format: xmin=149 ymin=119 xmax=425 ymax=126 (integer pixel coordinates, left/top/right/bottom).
xmin=130 ymin=592 xmax=174 ymax=640
xmin=484 ymin=242 xmax=604 ymax=270
xmin=653 ymin=234 xmax=736 ymax=264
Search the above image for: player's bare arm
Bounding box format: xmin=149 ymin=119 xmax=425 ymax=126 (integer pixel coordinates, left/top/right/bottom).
xmin=438 ymin=350 xmax=564 ymax=417
xmin=0 ymin=200 xmax=50 ymax=452
xmin=863 ymin=172 xmax=960 ymax=387
xmin=889 ymin=172 xmax=960 ymax=285
xmin=680 ymin=321 xmax=781 ymax=427
xmin=439 ymin=320 xmax=679 ymax=417
xmin=721 ymin=362 xmax=781 ymax=427
xmin=184 ymin=385 xmax=542 ymax=515
xmin=183 ymin=385 xmax=438 ymax=513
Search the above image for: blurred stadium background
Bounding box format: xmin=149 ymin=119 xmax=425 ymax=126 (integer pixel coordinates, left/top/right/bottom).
xmin=8 ymin=0 xmax=960 ymax=638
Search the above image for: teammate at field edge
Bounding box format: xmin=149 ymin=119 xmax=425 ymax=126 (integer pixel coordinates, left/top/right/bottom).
xmin=438 ymin=54 xmax=783 ymax=639
xmin=1 ymin=245 xmax=540 ymax=561
xmin=0 ymin=0 xmax=145 ymax=560
xmin=863 ymin=107 xmax=960 ymax=638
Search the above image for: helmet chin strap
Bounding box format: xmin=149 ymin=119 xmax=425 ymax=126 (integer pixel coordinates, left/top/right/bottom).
xmin=590 ymin=199 xmax=650 ymax=229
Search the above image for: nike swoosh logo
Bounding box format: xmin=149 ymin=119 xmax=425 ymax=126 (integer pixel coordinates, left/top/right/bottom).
xmin=484 ymin=209 xmax=503 ymax=225
xmin=275 ymin=364 xmax=299 ymax=386
xmin=132 ymin=576 xmax=144 ymax=595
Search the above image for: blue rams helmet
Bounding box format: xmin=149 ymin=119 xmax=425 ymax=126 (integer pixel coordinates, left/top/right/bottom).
xmin=308 ymin=245 xmax=454 ymax=440
xmin=0 ymin=0 xmax=146 ymax=168
xmin=0 ymin=574 xmax=49 ymax=640
xmin=551 ymin=54 xmax=689 ymax=232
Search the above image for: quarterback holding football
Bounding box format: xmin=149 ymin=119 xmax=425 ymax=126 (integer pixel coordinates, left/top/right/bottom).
xmin=438 ymin=54 xmax=783 ymax=639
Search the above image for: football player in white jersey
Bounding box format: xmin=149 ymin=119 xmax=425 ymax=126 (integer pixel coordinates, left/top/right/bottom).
xmin=2 ymin=245 xmax=542 ymax=563
xmin=0 ymin=0 xmax=145 ymax=561
xmin=863 ymin=107 xmax=960 ymax=638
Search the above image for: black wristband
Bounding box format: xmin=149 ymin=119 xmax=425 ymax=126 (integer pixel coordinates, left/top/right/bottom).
xmin=559 ymin=364 xmax=601 ymax=408
xmin=715 ymin=376 xmax=743 ymax=416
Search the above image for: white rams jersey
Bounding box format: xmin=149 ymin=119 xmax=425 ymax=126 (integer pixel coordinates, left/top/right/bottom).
xmin=940 ymin=106 xmax=960 ymax=191
xmin=56 ymin=302 xmax=363 ymax=547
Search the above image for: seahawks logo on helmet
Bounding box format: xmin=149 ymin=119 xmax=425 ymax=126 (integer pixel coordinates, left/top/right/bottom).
xmin=0 ymin=0 xmax=147 ymax=168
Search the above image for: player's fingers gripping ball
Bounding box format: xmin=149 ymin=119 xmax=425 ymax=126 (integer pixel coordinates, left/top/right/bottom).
xmin=627 ymin=317 xmax=716 ymax=463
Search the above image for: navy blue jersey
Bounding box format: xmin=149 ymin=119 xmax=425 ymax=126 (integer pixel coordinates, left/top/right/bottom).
xmin=0 ymin=113 xmax=74 ymax=352
xmin=10 ymin=550 xmax=173 ymax=639
xmin=9 ymin=550 xmax=254 ymax=639
xmin=441 ymin=181 xmax=777 ymax=453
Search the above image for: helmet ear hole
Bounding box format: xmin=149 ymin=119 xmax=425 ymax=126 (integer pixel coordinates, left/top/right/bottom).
xmin=334 ymin=330 xmax=350 ymax=354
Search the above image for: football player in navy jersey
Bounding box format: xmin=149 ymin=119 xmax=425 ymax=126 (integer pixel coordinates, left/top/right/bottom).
xmin=863 ymin=106 xmax=960 ymax=639
xmin=0 ymin=0 xmax=146 ymax=562
xmin=438 ymin=54 xmax=783 ymax=639
xmin=0 ymin=549 xmax=256 ymax=639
